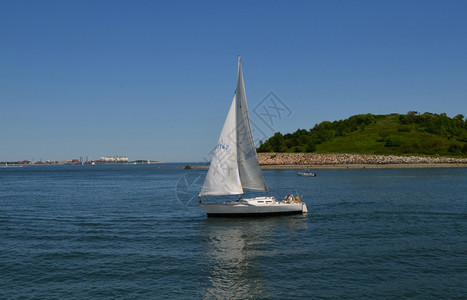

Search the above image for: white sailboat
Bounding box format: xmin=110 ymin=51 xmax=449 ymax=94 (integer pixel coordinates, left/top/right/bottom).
xmin=199 ymin=57 xmax=308 ymax=217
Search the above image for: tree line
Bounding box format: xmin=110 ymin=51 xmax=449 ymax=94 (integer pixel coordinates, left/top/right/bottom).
xmin=257 ymin=112 xmax=467 ymax=156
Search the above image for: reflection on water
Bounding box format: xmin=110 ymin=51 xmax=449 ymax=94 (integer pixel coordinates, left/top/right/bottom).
xmin=200 ymin=216 xmax=308 ymax=299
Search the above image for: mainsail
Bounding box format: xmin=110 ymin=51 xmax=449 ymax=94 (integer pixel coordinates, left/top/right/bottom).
xmin=235 ymin=58 xmax=268 ymax=192
xmin=200 ymin=57 xmax=268 ymax=197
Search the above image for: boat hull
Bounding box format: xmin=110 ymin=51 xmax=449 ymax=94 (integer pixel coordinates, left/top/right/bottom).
xmin=298 ymin=173 xmax=316 ymax=177
xmin=200 ymin=197 xmax=306 ymax=217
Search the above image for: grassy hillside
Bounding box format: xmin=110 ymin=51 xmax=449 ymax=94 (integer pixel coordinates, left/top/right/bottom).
xmin=257 ymin=112 xmax=467 ymax=157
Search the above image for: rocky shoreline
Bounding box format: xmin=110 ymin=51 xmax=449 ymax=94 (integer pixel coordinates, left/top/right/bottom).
xmin=257 ymin=153 xmax=467 ymax=168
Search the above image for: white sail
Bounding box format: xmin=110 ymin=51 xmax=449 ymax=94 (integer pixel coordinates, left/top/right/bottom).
xmin=236 ymin=58 xmax=268 ymax=192
xmin=200 ymin=96 xmax=242 ymax=196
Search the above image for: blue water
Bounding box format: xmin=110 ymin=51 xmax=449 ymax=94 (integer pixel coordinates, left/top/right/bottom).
xmin=1 ymin=164 xmax=466 ymax=299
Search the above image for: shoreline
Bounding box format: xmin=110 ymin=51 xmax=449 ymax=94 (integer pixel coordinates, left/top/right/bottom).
xmin=189 ymin=153 xmax=467 ymax=169
xmin=260 ymin=163 xmax=467 ymax=169
xmin=0 ymin=161 xmax=165 ymax=167
xmin=257 ymin=153 xmax=467 ymax=166
xmin=190 ymin=163 xmax=467 ymax=169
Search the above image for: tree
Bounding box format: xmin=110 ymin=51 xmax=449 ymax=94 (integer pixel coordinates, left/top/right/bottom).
xmin=257 ymin=140 xmax=272 ymax=152
xmin=269 ymin=132 xmax=287 ymax=152
xmin=305 ymin=141 xmax=316 ymax=152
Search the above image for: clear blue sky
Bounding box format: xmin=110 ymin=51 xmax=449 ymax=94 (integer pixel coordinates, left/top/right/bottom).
xmin=1 ymin=0 xmax=466 ymax=162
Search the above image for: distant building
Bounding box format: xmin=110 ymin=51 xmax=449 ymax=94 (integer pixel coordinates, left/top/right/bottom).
xmin=100 ymin=155 xmax=129 ymax=163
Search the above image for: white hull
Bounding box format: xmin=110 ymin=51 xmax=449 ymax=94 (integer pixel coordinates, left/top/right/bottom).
xmin=201 ymin=197 xmax=307 ymax=217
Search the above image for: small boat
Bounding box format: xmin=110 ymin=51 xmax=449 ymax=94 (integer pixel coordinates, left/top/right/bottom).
xmin=1 ymin=163 xmax=23 ymax=168
xmin=198 ymin=57 xmax=307 ymax=217
xmin=298 ymin=170 xmax=316 ymax=177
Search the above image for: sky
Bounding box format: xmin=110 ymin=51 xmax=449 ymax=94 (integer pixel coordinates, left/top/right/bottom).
xmin=1 ymin=0 xmax=466 ymax=162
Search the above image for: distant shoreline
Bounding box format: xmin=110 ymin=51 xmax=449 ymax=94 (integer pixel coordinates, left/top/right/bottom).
xmin=0 ymin=161 xmax=164 ymax=166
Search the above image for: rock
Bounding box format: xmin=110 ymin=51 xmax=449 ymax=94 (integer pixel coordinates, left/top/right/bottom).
xmin=257 ymin=153 xmax=467 ymax=165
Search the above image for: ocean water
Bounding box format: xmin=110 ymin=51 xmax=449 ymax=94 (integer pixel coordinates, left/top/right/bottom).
xmin=1 ymin=164 xmax=466 ymax=299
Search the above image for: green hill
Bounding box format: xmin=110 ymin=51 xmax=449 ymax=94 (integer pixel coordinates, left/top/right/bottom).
xmin=257 ymin=112 xmax=467 ymax=157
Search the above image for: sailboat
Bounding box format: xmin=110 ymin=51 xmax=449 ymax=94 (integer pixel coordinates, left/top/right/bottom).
xmin=199 ymin=57 xmax=308 ymax=217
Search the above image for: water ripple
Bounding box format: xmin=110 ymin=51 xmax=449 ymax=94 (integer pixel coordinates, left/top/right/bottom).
xmin=0 ymin=165 xmax=466 ymax=298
